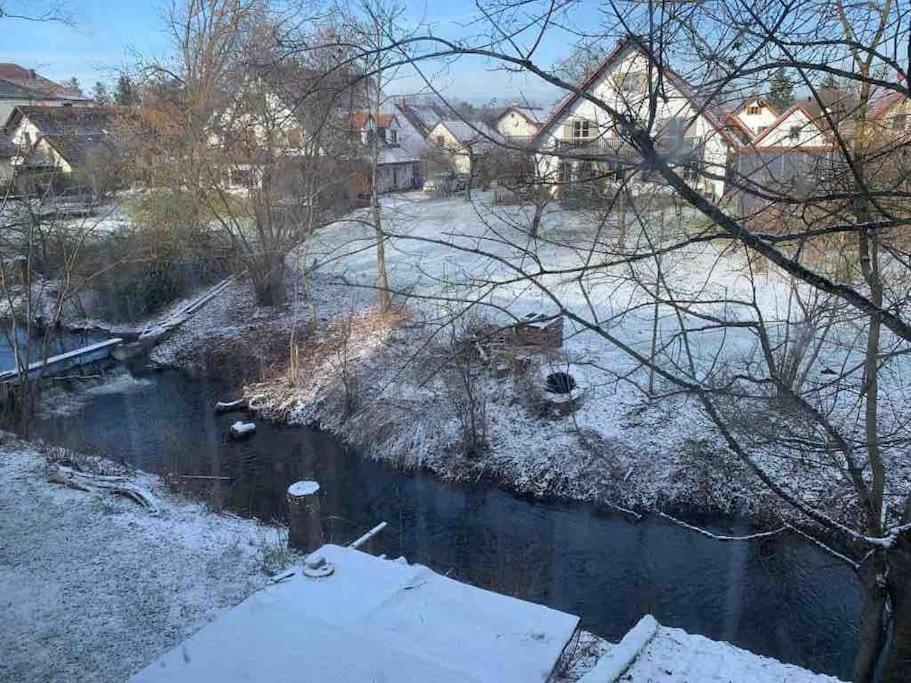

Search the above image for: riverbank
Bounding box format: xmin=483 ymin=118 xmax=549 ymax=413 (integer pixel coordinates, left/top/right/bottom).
xmin=1 ymin=437 xmax=620 ymax=682
xmin=0 ymin=438 xmax=287 ymax=682
xmin=148 ymin=192 xmax=894 ymax=531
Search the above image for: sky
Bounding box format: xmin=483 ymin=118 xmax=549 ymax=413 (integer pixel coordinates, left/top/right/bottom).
xmin=0 ymin=0 xmax=572 ymax=106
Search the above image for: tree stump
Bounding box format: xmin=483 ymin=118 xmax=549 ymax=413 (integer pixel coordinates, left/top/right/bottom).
xmin=287 ymin=480 xmax=322 ymax=553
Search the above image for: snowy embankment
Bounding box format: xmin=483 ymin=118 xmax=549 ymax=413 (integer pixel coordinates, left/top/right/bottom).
xmin=0 ymin=440 xmax=286 ymax=682
xmin=154 ymin=191 xmax=908 ymax=524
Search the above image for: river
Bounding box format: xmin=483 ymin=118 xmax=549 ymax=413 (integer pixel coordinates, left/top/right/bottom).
xmin=27 ymin=360 xmax=859 ymax=679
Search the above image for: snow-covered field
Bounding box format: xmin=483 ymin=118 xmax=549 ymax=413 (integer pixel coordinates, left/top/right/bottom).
xmin=156 ymin=190 xmax=909 ymax=523
xmin=0 ymin=440 xmax=286 ymax=682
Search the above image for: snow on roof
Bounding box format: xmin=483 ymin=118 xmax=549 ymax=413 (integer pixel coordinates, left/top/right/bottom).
xmin=131 ymin=544 xmax=580 ymax=683
xmin=378 ymin=145 xmax=420 ymax=165
xmin=396 ymin=101 xmax=447 ymax=134
xmin=497 ymin=104 xmax=547 ymax=126
xmin=578 ymin=616 xmax=844 ymax=683
xmin=436 ymin=118 xmax=501 ymax=145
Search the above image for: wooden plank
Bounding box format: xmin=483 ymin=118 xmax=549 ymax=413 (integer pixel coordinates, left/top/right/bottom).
xmin=0 ymin=337 xmax=123 ymax=383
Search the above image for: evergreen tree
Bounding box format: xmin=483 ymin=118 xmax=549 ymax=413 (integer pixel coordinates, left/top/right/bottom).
xmin=65 ymin=77 xmax=82 ymax=96
xmin=92 ymin=81 xmax=110 ymax=104
xmin=767 ymin=69 xmax=794 ymax=111
xmin=113 ymin=74 xmax=139 ymax=105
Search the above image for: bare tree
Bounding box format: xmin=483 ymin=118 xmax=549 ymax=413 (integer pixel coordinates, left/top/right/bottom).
xmin=309 ymin=1 xmax=911 ymax=678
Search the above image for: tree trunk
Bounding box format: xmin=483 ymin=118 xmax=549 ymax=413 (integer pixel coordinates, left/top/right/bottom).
xmin=881 ymin=541 xmax=911 ymax=681
xmin=253 ymin=255 xmax=285 ymax=307
xmin=854 ymin=554 xmax=887 ymax=682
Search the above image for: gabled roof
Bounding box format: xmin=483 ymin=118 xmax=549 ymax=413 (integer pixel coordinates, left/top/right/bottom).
xmin=5 ymin=105 xmax=130 ymax=136
xmin=348 ymin=111 xmax=396 ymax=130
xmin=750 ymin=102 xmax=832 ymax=148
xmin=868 ymin=89 xmax=908 ymax=120
xmin=395 ymin=101 xmax=446 ymax=136
xmin=734 ymin=95 xmax=780 ymax=117
xmin=0 ymin=64 xmax=86 ymax=101
xmin=533 ymin=37 xmax=738 ymax=147
xmin=496 ymin=104 xmax=546 ymax=127
xmin=432 ymin=119 xmax=501 ymax=145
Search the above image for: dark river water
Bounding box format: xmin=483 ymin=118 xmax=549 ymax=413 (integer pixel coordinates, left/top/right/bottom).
xmin=28 ymin=363 xmax=860 ymax=679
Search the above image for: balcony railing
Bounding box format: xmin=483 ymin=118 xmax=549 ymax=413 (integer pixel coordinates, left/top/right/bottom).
xmin=552 ymin=135 xmax=702 ymax=162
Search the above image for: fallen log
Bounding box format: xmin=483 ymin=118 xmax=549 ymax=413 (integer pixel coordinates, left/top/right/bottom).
xmin=48 ymin=466 xmax=160 ymax=514
xmin=215 ymin=398 xmax=247 ymax=414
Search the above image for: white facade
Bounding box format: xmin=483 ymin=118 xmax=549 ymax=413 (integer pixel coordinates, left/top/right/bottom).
xmin=428 ymin=121 xmax=472 ymax=174
xmin=495 ymin=107 xmax=543 ymax=140
xmin=535 ymin=45 xmax=732 ymax=199
xmin=753 ymin=105 xmax=830 ymax=148
xmin=733 ymin=99 xmax=779 ymax=137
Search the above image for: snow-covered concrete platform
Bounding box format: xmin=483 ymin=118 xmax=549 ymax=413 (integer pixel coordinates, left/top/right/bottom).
xmin=131 ymin=543 xmax=580 ymax=682
xmin=578 ymin=615 xmax=844 ymax=682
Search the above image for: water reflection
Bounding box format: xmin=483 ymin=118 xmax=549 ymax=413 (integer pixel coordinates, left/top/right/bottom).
xmin=32 ymin=368 xmax=860 ymax=678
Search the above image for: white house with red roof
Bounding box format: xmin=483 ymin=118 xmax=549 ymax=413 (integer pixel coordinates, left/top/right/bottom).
xmin=533 ymin=38 xmax=740 ymax=200
xmin=731 ymin=96 xmax=781 ymax=137
xmin=750 ymin=103 xmax=832 ymax=149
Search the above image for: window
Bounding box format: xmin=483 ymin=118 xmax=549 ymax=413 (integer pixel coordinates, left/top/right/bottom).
xmin=572 ymin=119 xmax=590 ymax=140
xmin=665 ymin=117 xmax=686 ymax=143
xmin=388 ymin=129 xmax=398 ymax=145
xmin=229 ymin=169 xmax=255 ymax=188
xmin=437 ymin=135 xmax=445 ymax=147
xmin=746 ymin=104 xmax=762 ymax=115
xmin=620 ymin=72 xmax=643 ymax=93
xmin=788 ymin=125 xmax=801 ymax=141
xmin=559 ymin=162 xmax=572 ymax=183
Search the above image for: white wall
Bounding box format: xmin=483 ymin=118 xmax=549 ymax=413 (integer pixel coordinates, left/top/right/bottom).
xmin=535 ymin=47 xmax=730 ymax=198
xmin=734 ymin=100 xmax=779 ymax=137
xmin=496 ymin=110 xmax=539 ymax=139
xmin=428 ymin=123 xmax=472 ymax=174
xmin=755 ymin=107 xmax=828 ymax=148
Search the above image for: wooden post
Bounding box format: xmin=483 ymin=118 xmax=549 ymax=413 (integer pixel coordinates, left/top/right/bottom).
xmin=287 ymin=480 xmax=322 ymax=553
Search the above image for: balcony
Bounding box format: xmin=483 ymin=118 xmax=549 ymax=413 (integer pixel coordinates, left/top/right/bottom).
xmin=552 ymin=135 xmax=701 ymax=163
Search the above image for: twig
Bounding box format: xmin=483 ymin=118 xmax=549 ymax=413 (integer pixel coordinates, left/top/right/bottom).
xmin=659 ymin=511 xmax=785 ymax=541
xmin=784 ymin=522 xmax=860 ymax=570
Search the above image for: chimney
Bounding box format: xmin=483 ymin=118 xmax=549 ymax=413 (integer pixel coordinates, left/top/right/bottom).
xmin=29 ymin=69 xmax=36 ymax=79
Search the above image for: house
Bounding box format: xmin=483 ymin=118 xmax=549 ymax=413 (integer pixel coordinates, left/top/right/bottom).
xmin=4 ymin=105 xmax=133 ymax=197
xmin=0 ymin=64 xmax=90 ymax=129
xmin=208 ymin=64 xmax=376 ymax=197
xmin=750 ymin=102 xmax=833 ymax=149
xmin=347 ymin=111 xmax=422 ymax=193
xmin=494 ymin=104 xmax=547 ymax=141
xmin=426 ymin=119 xmax=501 ymax=176
xmin=867 ymin=88 xmax=911 ymax=140
xmin=730 ymin=96 xmax=780 ymax=137
xmin=395 ymin=100 xmax=447 ymax=137
xmin=533 ymin=37 xmax=739 ymax=200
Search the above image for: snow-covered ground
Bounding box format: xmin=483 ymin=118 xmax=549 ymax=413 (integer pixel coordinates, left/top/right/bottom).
xmin=155 ymin=190 xmax=909 ymax=523
xmin=0 ymin=440 xmax=287 ymax=682
xmin=1 ymin=439 xmax=617 ymax=682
